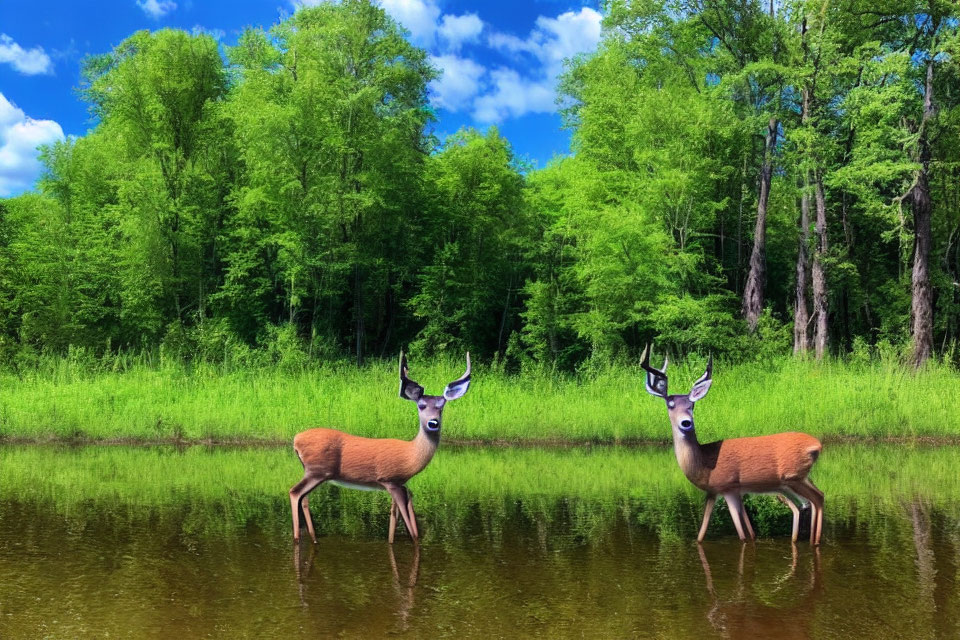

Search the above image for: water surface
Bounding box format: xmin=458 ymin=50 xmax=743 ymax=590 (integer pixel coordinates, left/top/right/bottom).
xmin=0 ymin=444 xmax=957 ymax=638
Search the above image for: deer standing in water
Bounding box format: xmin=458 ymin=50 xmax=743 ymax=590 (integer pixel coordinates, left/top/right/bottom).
xmin=640 ymin=346 xmax=824 ymax=544
xmin=289 ymin=352 xmax=471 ymax=543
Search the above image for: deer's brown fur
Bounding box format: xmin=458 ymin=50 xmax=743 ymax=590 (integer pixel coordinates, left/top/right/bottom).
xmin=293 ymin=427 xmax=440 ymax=488
xmin=675 ymin=431 xmax=822 ymax=493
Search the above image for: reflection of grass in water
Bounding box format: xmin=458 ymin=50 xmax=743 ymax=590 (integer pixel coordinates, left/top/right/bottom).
xmin=0 ymin=444 xmax=958 ymax=542
xmin=1 ymin=356 xmax=959 ymax=443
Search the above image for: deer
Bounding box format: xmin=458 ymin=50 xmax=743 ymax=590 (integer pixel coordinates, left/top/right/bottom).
xmin=289 ymin=352 xmax=471 ymax=544
xmin=640 ymin=345 xmax=824 ymax=545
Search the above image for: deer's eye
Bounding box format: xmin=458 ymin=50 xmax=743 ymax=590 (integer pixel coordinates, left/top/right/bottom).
xmin=418 ymin=403 xmax=427 ymax=410
xmin=668 ymin=400 xmax=675 ymax=409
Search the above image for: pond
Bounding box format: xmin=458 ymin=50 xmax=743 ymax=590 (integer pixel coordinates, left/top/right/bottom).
xmin=0 ymin=444 xmax=957 ymax=638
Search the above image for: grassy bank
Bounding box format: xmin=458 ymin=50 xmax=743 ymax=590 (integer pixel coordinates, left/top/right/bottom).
xmin=0 ymin=356 xmax=958 ymax=443
xmin=1 ymin=443 xmax=957 ymax=542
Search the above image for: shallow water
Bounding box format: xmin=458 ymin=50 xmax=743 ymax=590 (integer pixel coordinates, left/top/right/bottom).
xmin=0 ymin=444 xmax=958 ymax=638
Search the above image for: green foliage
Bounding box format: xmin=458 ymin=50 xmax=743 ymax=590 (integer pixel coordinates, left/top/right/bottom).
xmin=1 ymin=0 xmax=959 ymax=370
xmin=409 ymin=128 xmax=528 ymax=356
xmin=217 ymin=0 xmax=435 ymax=361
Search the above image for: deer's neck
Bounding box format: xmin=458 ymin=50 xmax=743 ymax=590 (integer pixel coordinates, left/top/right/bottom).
xmin=408 ymin=428 xmax=440 ymax=475
xmin=672 ymin=429 xmax=708 ymax=489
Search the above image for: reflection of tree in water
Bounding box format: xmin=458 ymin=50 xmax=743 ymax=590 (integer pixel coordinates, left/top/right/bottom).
xmin=906 ymin=498 xmax=960 ymax=639
xmin=698 ymin=544 xmax=822 ymax=639
xmin=909 ymin=500 xmax=936 ymax=634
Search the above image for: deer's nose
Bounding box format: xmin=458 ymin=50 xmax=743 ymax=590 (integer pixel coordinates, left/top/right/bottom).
xmin=427 ymin=419 xmax=440 ymax=430
xmin=679 ymin=418 xmax=693 ymax=431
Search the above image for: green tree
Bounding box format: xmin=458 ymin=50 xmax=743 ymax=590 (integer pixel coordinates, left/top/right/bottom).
xmin=81 ymin=28 xmax=228 ymax=335
xmin=220 ymin=1 xmax=435 ymax=362
xmin=409 ymin=128 xmax=528 ymax=357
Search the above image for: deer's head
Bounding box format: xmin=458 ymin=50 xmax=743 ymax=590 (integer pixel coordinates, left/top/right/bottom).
xmin=399 ymin=351 xmax=471 ymax=436
xmin=641 ymin=345 xmax=712 ymax=438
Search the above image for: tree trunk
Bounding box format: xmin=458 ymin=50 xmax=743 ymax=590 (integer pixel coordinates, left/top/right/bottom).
xmin=794 ymin=77 xmax=812 ymax=354
xmin=794 ymin=186 xmax=811 ymax=354
xmin=812 ymin=171 xmax=829 ymax=359
xmin=742 ymin=117 xmax=778 ymax=332
xmin=910 ymin=56 xmax=935 ymax=368
xmin=910 ymin=170 xmax=933 ymax=367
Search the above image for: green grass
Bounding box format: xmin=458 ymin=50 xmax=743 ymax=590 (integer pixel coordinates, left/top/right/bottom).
xmin=1 ymin=443 xmax=958 ymax=542
xmin=0 ymin=355 xmax=958 ymax=443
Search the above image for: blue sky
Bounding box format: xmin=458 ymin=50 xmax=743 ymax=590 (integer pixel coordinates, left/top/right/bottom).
xmin=0 ymin=0 xmax=603 ymax=196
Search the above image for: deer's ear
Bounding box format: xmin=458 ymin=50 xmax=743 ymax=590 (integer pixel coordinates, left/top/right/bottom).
xmin=443 ymin=377 xmax=470 ymax=401
xmin=688 ymin=355 xmax=713 ymax=402
xmin=400 ymin=380 xmax=424 ymax=401
xmin=640 ymin=344 xmax=669 ymax=398
xmin=644 ymin=371 xmax=668 ymax=398
xmin=443 ymin=352 xmax=472 ymax=401
xmin=399 ymin=351 xmax=424 ymax=401
xmin=688 ymin=379 xmax=712 ymax=402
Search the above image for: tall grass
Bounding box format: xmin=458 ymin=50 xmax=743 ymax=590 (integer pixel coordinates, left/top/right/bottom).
xmin=0 ymin=355 xmax=958 ymax=443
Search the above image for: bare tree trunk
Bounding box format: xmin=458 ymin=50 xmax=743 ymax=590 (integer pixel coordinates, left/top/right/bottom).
xmin=910 ymin=56 xmax=935 ymax=368
xmin=911 ymin=170 xmax=934 ymax=367
xmin=795 ymin=77 xmax=812 ymax=354
xmin=742 ymin=117 xmax=778 ymax=332
xmin=812 ymin=171 xmax=829 ymax=359
xmin=794 ymin=186 xmax=811 ymax=354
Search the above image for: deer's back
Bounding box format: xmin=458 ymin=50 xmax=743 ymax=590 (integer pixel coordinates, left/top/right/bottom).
xmin=701 ymin=432 xmax=821 ymax=491
xmin=293 ymin=428 xmax=421 ymax=485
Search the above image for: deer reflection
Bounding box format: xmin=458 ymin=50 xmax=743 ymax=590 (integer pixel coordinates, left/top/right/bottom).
xmin=293 ymin=541 xmax=317 ymax=607
xmin=388 ymin=544 xmax=421 ymax=630
xmin=698 ymin=544 xmax=822 ymax=639
xmin=292 ymin=542 xmax=421 ymax=629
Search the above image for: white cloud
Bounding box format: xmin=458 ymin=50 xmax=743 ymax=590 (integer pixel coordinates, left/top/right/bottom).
xmin=490 ymin=7 xmax=602 ymax=77
xmin=379 ymin=0 xmax=441 ymax=46
xmin=438 ymin=13 xmax=483 ymax=51
xmin=472 ymin=68 xmax=554 ymax=123
xmin=529 ymin=8 xmax=603 ymax=75
xmin=477 ymin=8 xmax=602 ymax=123
xmin=429 ymin=55 xmax=486 ymax=112
xmin=0 ymin=34 xmax=53 ymax=75
xmin=0 ymin=93 xmax=64 ymax=197
xmin=137 ymin=0 xmax=177 ymax=19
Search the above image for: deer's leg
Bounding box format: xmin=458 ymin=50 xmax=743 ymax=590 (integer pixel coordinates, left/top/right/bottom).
xmin=697 ymin=494 xmax=716 ymax=543
xmin=388 ymin=499 xmax=399 ymax=544
xmin=802 ymin=478 xmax=825 ymax=545
xmin=787 ymin=481 xmax=820 ymax=545
xmin=723 ymin=492 xmax=747 ymax=542
xmin=776 ymin=492 xmax=801 ymax=543
xmin=739 ymin=495 xmax=756 ymax=540
xmin=301 ymin=496 xmax=317 ymax=544
xmin=405 ymin=488 xmax=419 ymax=539
xmin=382 ymin=482 xmax=417 ymax=543
xmin=290 ymin=475 xmax=325 ymax=542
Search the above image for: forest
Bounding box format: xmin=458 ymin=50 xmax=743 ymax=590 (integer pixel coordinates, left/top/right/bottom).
xmin=1 ymin=0 xmax=958 ymax=373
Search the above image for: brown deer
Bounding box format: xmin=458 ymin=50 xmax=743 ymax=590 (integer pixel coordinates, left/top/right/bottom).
xmin=290 ymin=352 xmax=471 ymax=543
xmin=640 ymin=345 xmax=824 ymax=544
